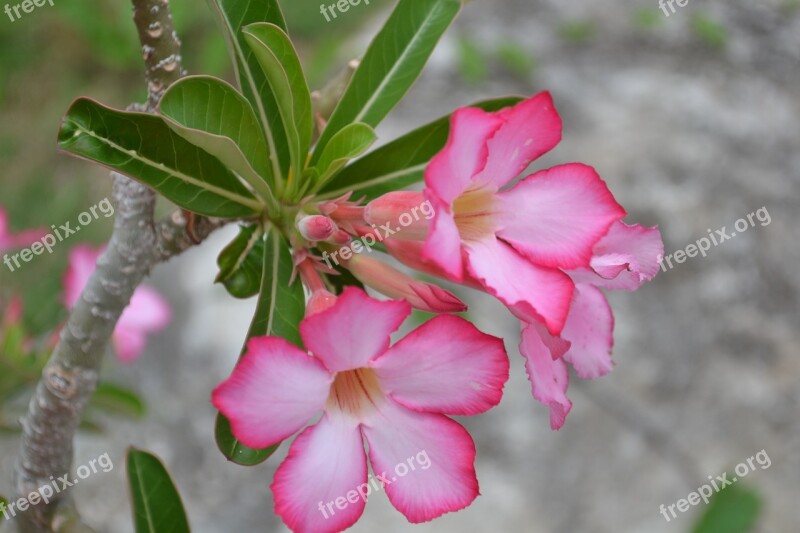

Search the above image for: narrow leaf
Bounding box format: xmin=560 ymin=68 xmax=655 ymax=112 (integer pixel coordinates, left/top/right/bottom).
xmin=319 ymin=97 xmax=523 ymax=200
xmin=208 ymin=0 xmax=291 ymax=181
xmin=89 ymin=383 xmax=146 ymax=419
xmin=58 ymin=98 xmax=262 ymax=218
xmin=215 ymin=227 xmax=305 ymax=465
xmin=215 ymin=224 xmax=265 ymax=299
xmin=312 ymin=0 xmax=462 ymax=163
xmin=127 ymin=448 xmax=190 ymax=533
xmin=243 ymin=23 xmax=313 ymax=189
xmin=160 ymin=75 xmax=275 ymax=200
xmin=311 ymin=122 xmax=377 ymax=192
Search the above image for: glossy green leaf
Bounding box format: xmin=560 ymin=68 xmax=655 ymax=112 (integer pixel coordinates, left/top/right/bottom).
xmin=214 ymin=413 xmax=277 ymax=467
xmin=127 ymin=448 xmax=190 ymax=533
xmin=312 ymin=0 xmax=462 ymax=163
xmin=311 ymin=122 xmax=377 ymax=192
xmin=208 ymin=0 xmax=291 ymax=182
xmin=160 ymin=75 xmax=275 ymax=201
xmin=215 ymin=227 xmax=305 ymax=465
xmin=692 ymin=484 xmax=762 ymax=533
xmin=89 ymin=383 xmax=146 ymax=419
xmin=243 ymin=23 xmax=312 ymax=190
xmin=319 ymin=97 xmax=523 ymax=200
xmin=215 ymin=224 xmax=265 ymax=299
xmin=58 ymin=98 xmax=262 ymax=218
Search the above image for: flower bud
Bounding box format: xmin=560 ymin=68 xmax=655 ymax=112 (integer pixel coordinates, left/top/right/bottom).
xmin=345 ymin=254 xmax=466 ymax=313
xmin=364 ymin=191 xmax=434 ymax=240
xmin=297 ymin=215 xmax=337 ymax=242
xmin=307 ymin=288 xmax=338 ymax=316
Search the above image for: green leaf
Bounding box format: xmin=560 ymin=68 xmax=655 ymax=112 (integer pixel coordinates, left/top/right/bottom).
xmin=690 ymin=13 xmax=728 ymax=49
xmin=88 ymin=382 xmax=146 ymax=419
xmin=160 ymin=75 xmax=276 ymax=202
xmin=127 ymin=448 xmax=190 ymax=533
xmin=319 ymin=97 xmax=523 ymax=200
xmin=58 ymin=98 xmax=262 ymax=218
xmin=691 ymin=484 xmax=762 ymax=533
xmin=558 ymin=20 xmax=597 ymax=43
xmin=312 ymin=0 xmax=462 ymax=163
xmin=214 ymin=413 xmax=278 ymax=466
xmin=208 ymin=0 xmax=291 ymax=183
xmin=456 ymin=34 xmax=488 ymax=84
xmin=215 ymin=224 xmax=265 ymax=299
xmin=215 ymin=227 xmax=305 ymax=465
xmin=243 ymin=23 xmax=313 ymax=191
xmin=495 ymin=41 xmax=537 ymax=79
xmin=311 ymin=122 xmax=377 ymax=192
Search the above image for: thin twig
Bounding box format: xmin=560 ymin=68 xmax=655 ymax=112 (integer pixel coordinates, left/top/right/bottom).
xmin=10 ymin=1 xmax=194 ymax=531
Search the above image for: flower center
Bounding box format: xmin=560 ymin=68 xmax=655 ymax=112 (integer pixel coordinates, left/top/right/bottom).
xmin=453 ymin=188 xmax=499 ymax=242
xmin=327 ymin=368 xmax=383 ymax=417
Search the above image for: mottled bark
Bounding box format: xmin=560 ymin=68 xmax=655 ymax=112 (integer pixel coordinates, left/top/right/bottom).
xmin=9 ymin=1 xmax=192 ymax=531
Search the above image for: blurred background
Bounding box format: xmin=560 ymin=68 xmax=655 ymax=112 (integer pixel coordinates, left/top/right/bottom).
xmin=0 ymin=0 xmax=798 ymax=531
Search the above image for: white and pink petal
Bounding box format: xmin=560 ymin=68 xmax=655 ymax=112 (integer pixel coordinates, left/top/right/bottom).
xmin=569 ymin=222 xmax=664 ymax=291
xmin=520 ymin=321 xmax=573 ymax=430
xmin=362 ymin=400 xmax=479 ymax=523
xmin=371 ymin=315 xmax=508 ymax=416
xmin=212 ymin=337 xmax=332 ymax=449
xmin=561 ymin=284 xmax=615 ymax=379
xmin=496 ymin=163 xmax=626 ymax=269
xmin=300 ymin=287 xmax=411 ymax=372
xmin=425 ymin=107 xmax=504 ymax=204
xmin=272 ymin=411 xmax=368 ymax=533
xmin=466 ymin=237 xmax=574 ymax=335
xmin=471 ymin=92 xmax=563 ymax=190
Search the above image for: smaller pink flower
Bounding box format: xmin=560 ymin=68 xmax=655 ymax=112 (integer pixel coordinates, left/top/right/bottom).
xmin=213 ymin=287 xmax=509 ymax=533
xmin=63 ymin=245 xmax=171 ymax=363
xmin=0 ymin=207 xmax=47 ymax=253
xmin=519 ymin=222 xmax=664 ymax=429
xmin=366 ymin=93 xmax=627 ymax=335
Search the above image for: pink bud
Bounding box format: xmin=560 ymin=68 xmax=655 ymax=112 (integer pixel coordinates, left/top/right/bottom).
xmin=297 ymin=215 xmax=337 ymax=242
xmin=364 ymin=191 xmax=434 ymax=240
xmin=307 ymin=288 xmax=338 ymax=316
xmin=330 ymin=229 xmax=352 ymax=245
xmin=345 ymin=254 xmax=466 ymax=313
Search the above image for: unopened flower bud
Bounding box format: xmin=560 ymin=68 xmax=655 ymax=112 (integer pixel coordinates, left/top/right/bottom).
xmin=297 ymin=215 xmax=337 ymax=242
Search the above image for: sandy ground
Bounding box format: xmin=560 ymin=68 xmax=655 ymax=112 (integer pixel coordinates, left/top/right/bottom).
xmin=2 ymin=0 xmax=798 ymax=531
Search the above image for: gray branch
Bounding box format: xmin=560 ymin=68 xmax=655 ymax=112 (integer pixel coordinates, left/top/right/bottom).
xmin=7 ymin=1 xmax=217 ymax=531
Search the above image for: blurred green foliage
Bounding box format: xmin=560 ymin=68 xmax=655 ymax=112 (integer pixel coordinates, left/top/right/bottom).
xmin=690 ymin=13 xmax=728 ymax=49
xmin=558 ymin=20 xmax=597 ymax=43
xmin=691 ymin=484 xmax=762 ymax=533
xmin=632 ymin=7 xmax=664 ymax=30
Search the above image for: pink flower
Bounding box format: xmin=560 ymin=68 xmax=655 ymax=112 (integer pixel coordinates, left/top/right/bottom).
xmin=0 ymin=207 xmax=46 ymax=253
xmin=519 ymin=222 xmax=664 ymax=429
xmin=63 ymin=245 xmax=171 ymax=363
xmin=212 ymin=287 xmax=509 ymax=532
xmin=366 ymin=93 xmax=627 ymax=335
